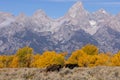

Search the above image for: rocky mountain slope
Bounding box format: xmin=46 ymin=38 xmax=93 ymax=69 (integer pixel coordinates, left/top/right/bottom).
xmin=0 ymin=1 xmax=120 ymax=54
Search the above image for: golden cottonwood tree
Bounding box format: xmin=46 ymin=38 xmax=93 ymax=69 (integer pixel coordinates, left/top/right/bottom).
xmin=30 ymin=54 xmax=41 ymax=67
xmin=81 ymin=44 xmax=99 ymax=55
xmin=67 ymin=49 xmax=87 ymax=65
xmin=95 ymin=53 xmax=110 ymax=66
xmin=78 ymin=53 xmax=110 ymax=67
xmin=10 ymin=55 xmax=19 ymax=68
xmin=110 ymin=51 xmax=120 ymax=66
xmin=78 ymin=54 xmax=89 ymax=67
xmin=0 ymin=55 xmax=13 ymax=68
xmin=15 ymin=46 xmax=33 ymax=67
xmin=31 ymin=51 xmax=65 ymax=68
xmin=0 ymin=56 xmax=5 ymax=68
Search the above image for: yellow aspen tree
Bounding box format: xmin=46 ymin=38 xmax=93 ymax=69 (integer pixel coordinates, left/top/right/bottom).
xmin=81 ymin=44 xmax=99 ymax=55
xmin=10 ymin=56 xmax=19 ymax=68
xmin=32 ymin=51 xmax=65 ymax=68
xmin=110 ymin=51 xmax=120 ymax=66
xmin=15 ymin=46 xmax=34 ymax=67
xmin=67 ymin=49 xmax=87 ymax=65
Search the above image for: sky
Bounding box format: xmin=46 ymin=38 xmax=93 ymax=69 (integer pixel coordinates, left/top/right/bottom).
xmin=0 ymin=0 xmax=120 ymax=18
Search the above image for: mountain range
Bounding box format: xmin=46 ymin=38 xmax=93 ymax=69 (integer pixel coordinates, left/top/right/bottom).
xmin=0 ymin=1 xmax=120 ymax=54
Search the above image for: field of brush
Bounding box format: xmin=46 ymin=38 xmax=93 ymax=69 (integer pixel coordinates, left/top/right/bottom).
xmin=0 ymin=66 xmax=120 ymax=80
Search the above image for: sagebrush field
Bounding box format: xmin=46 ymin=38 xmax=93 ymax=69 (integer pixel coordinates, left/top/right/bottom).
xmin=0 ymin=67 xmax=120 ymax=80
xmin=0 ymin=44 xmax=120 ymax=80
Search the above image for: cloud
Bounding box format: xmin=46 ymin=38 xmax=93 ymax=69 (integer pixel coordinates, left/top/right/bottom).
xmin=39 ymin=0 xmax=80 ymax=2
xmin=37 ymin=0 xmax=120 ymax=5
xmin=88 ymin=2 xmax=120 ymax=6
xmin=102 ymin=2 xmax=120 ymax=5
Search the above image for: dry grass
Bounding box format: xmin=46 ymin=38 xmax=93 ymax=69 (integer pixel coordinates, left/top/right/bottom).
xmin=0 ymin=66 xmax=120 ymax=80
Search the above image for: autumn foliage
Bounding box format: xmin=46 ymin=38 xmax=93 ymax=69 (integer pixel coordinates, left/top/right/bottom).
xmin=31 ymin=51 xmax=65 ymax=68
xmin=0 ymin=44 xmax=120 ymax=68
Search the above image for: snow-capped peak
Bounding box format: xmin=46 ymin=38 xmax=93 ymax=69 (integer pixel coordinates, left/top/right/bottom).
xmin=98 ymin=9 xmax=107 ymax=14
xmin=67 ymin=1 xmax=87 ymax=18
xmin=15 ymin=13 xmax=27 ymax=22
xmin=72 ymin=1 xmax=83 ymax=9
xmin=0 ymin=12 xmax=14 ymax=18
xmin=33 ymin=9 xmax=48 ymax=18
xmin=89 ymin=20 xmax=97 ymax=26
